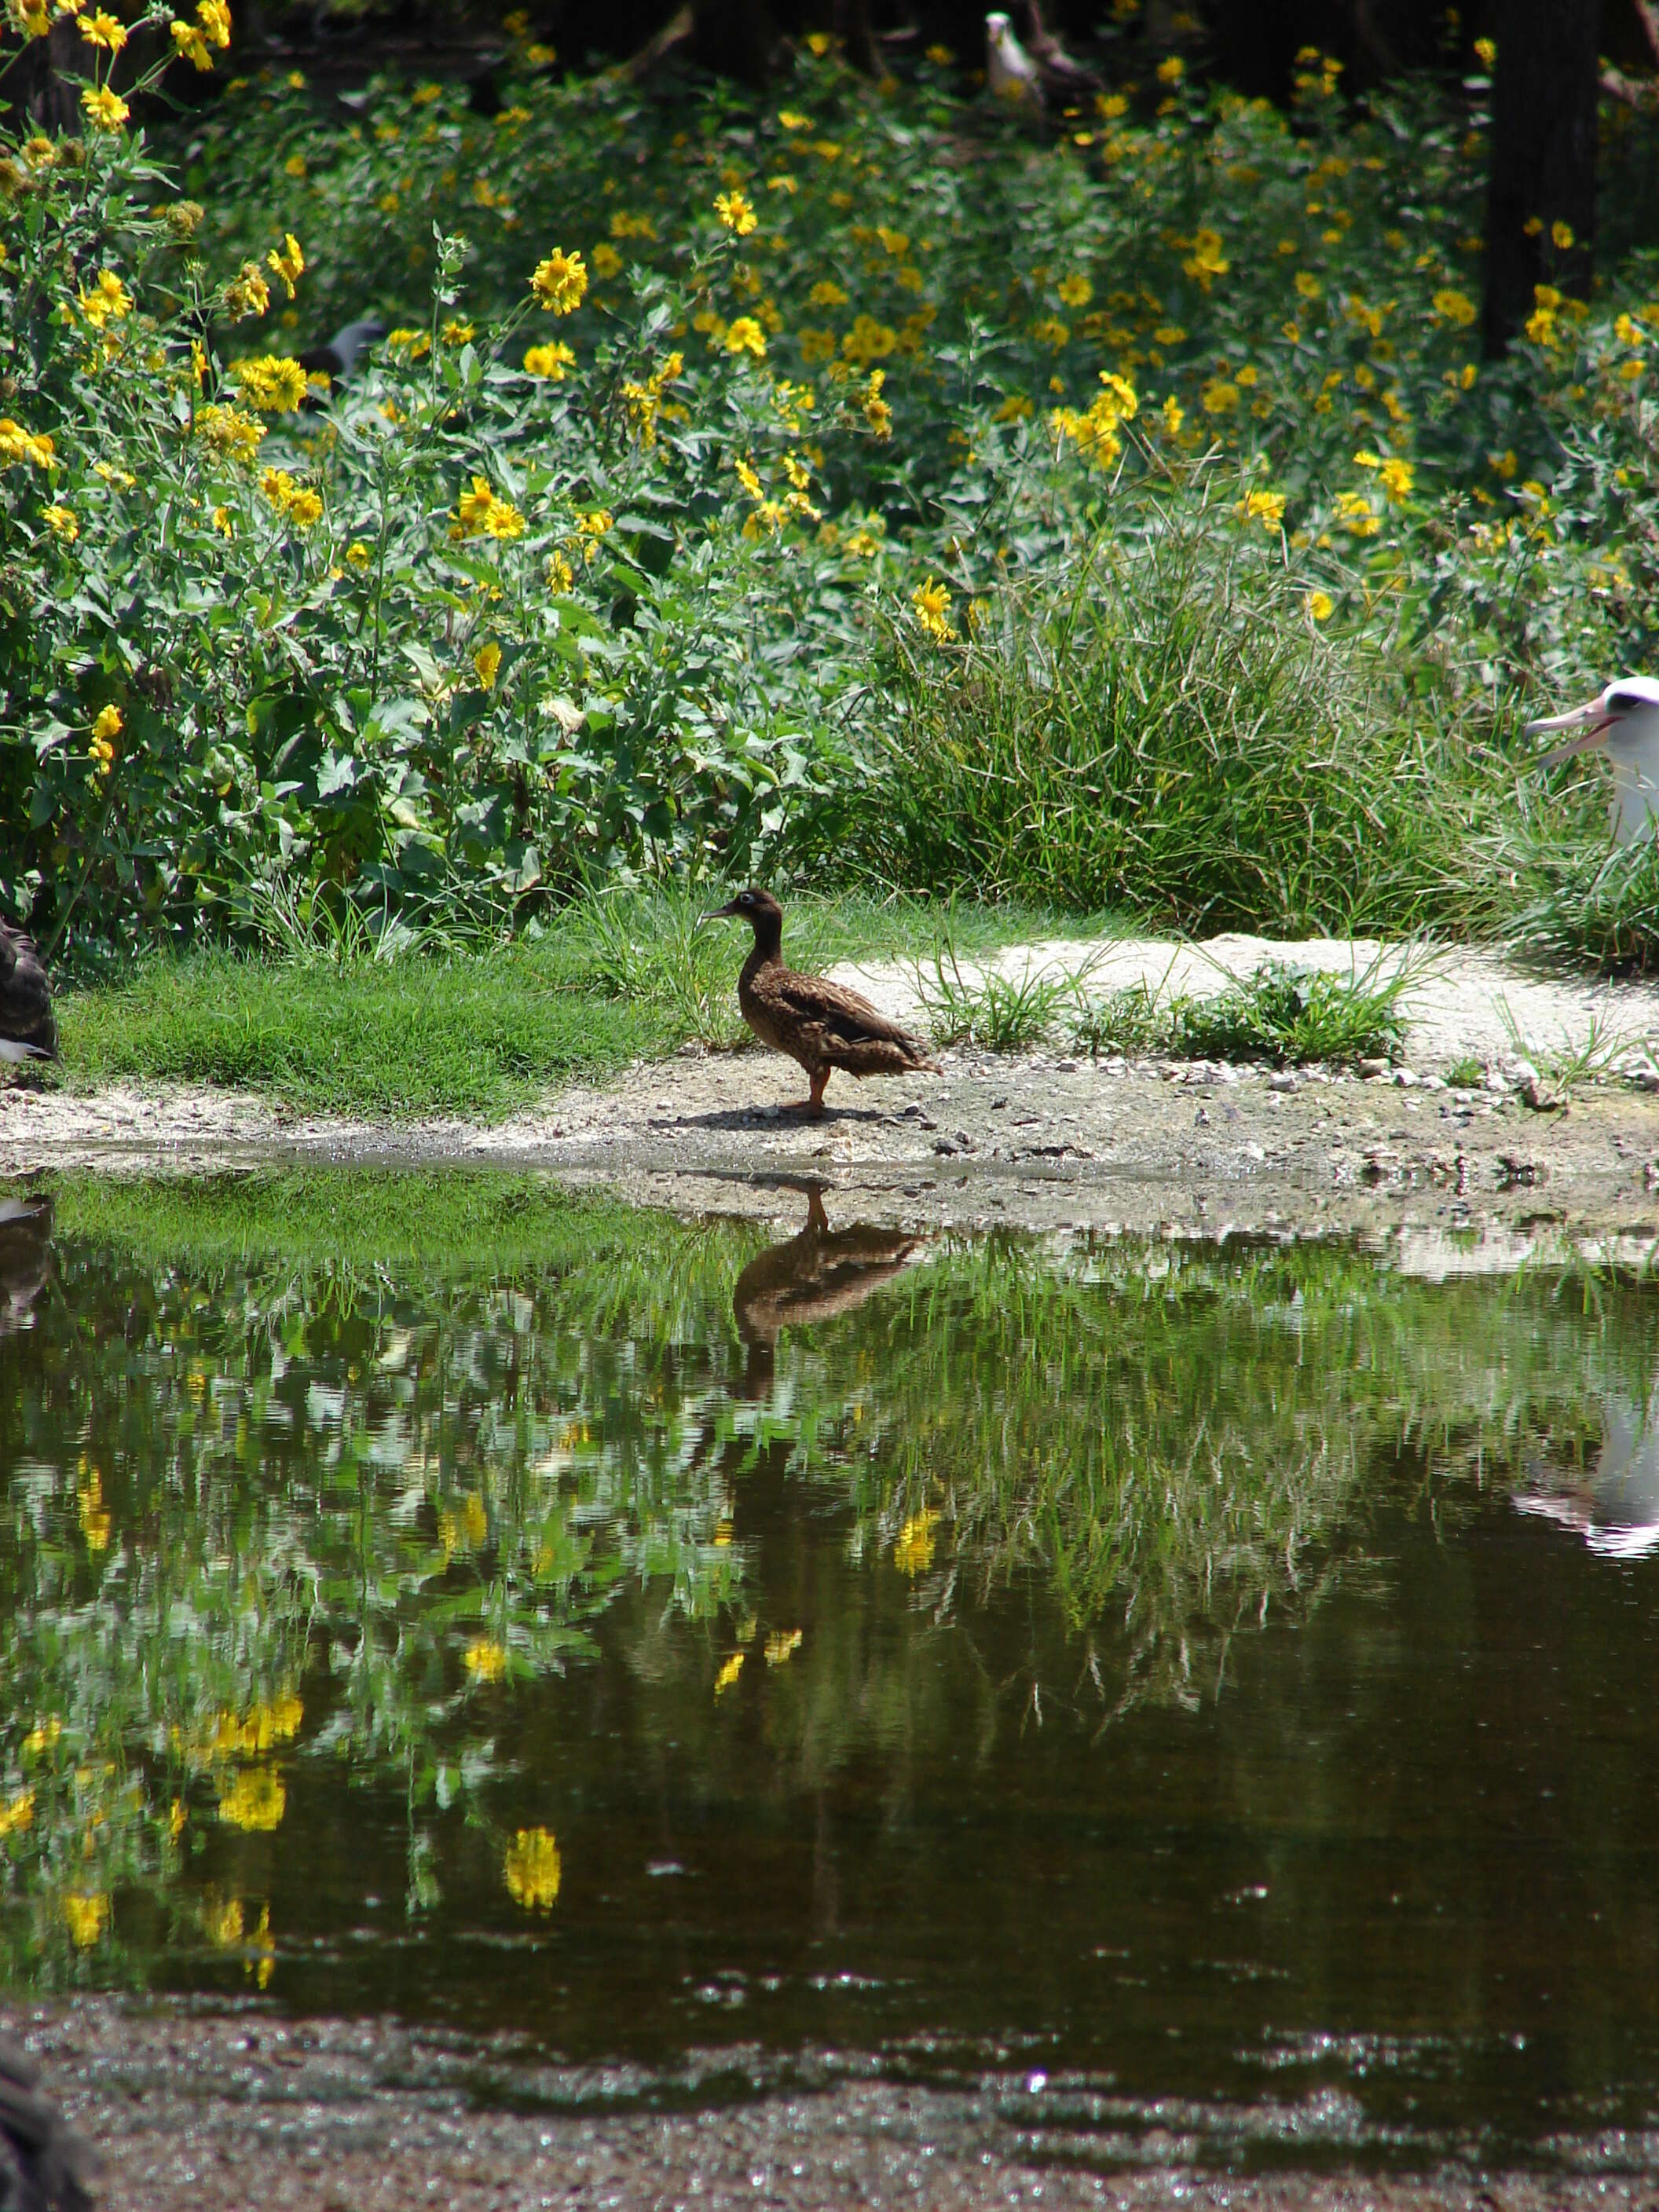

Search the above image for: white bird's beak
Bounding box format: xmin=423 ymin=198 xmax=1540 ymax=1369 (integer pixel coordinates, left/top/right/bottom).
xmin=1525 ymin=697 xmax=1613 ymax=769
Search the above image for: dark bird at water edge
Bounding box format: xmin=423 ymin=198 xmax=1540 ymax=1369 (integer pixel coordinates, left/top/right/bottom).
xmin=701 ymin=888 xmax=940 ymax=1115
xmin=0 ymin=925 xmax=56 ymax=1067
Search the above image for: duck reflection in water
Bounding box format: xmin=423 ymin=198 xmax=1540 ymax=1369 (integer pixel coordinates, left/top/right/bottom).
xmin=0 ymin=1193 xmax=52 ymax=1339
xmin=1515 ymin=1393 xmax=1659 ymax=1558
xmin=732 ymin=1183 xmax=926 ymax=1397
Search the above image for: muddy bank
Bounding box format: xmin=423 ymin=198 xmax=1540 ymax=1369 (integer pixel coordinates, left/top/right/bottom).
xmin=14 ymin=2001 xmax=1659 ymax=2212
xmin=11 ymin=936 xmax=1659 ymax=1247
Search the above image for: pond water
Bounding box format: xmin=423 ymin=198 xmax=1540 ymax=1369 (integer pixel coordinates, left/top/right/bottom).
xmin=4 ymin=1170 xmax=1659 ymax=2170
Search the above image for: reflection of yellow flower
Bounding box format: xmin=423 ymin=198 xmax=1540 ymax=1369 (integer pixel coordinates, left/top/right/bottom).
xmin=24 ymin=1720 xmax=60 ymax=1757
xmin=207 ymin=1895 xmax=244 ymax=1947
xmin=714 ymin=1654 xmax=744 ymax=1697
xmin=894 ymin=1509 xmax=938 ymax=1575
xmin=0 ymin=1790 xmax=35 ymax=1838
xmin=63 ymin=1894 xmax=109 ymax=1948
xmin=764 ymin=1628 xmax=803 ymax=1666
xmin=463 ymin=1635 xmax=506 ymax=1677
xmin=504 ymin=1826 xmax=561 ymax=1910
xmin=218 ymin=1768 xmax=286 ymax=1831
xmin=530 ymin=248 xmax=587 ymax=313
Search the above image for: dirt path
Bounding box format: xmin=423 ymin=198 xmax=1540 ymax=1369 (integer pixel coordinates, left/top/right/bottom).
xmin=10 ymin=936 xmax=1659 ymax=1254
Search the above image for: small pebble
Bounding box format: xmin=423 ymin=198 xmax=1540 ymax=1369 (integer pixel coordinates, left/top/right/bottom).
xmin=1357 ymin=1057 xmax=1390 ymax=1079
xmin=1267 ymin=1071 xmax=1298 ymax=1093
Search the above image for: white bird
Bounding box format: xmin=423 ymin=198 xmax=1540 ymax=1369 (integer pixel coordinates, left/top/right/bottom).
xmin=1525 ymin=675 xmax=1659 ymax=845
xmin=985 ymin=10 xmax=1042 ymax=101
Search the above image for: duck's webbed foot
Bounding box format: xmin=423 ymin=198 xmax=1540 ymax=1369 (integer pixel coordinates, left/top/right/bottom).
xmin=784 ymin=1068 xmax=830 ymax=1117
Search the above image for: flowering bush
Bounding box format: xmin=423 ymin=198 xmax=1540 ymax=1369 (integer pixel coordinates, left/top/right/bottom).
xmin=4 ymin=17 xmax=1659 ymax=958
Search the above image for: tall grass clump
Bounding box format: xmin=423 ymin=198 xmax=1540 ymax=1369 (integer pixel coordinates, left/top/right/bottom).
xmin=844 ymin=471 xmax=1507 ymax=935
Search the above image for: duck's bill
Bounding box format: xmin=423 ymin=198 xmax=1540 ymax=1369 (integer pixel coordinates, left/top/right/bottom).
xmin=699 ymin=899 xmax=742 ymax=921
xmin=1525 ymin=698 xmax=1613 ymax=768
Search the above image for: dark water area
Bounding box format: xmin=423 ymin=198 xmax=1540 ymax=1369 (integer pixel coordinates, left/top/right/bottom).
xmin=5 ymin=1172 xmax=1659 ymax=2170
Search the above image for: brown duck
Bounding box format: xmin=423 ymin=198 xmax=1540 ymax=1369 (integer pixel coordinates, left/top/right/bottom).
xmin=702 ymin=888 xmax=939 ymax=1115
xmin=0 ymin=924 xmax=56 ymax=1067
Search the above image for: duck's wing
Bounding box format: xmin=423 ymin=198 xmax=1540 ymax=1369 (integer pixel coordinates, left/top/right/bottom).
xmin=766 ymin=970 xmax=939 ymax=1069
xmin=0 ymin=928 xmax=56 ymax=1059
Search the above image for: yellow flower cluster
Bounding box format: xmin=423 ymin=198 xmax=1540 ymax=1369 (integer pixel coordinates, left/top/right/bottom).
xmin=523 ymin=339 xmax=575 ymax=379
xmin=452 ymin=474 xmax=525 ymax=540
xmin=218 ymin=1767 xmax=285 ymax=1831
xmin=620 ymin=348 xmax=683 ymax=445
xmin=0 ymin=419 xmax=57 ymax=471
xmin=894 ymin=1508 xmax=939 ymax=1575
xmin=266 ymin=231 xmax=305 ymax=300
xmin=1181 ymin=227 xmax=1229 ymax=291
xmin=463 ymin=1635 xmax=507 ymax=1677
xmin=724 ymin=315 xmax=767 ymax=360
xmin=258 ymin=467 xmax=322 ymax=526
xmin=861 ymin=367 xmax=892 ymax=438
xmin=80 ymin=86 xmax=129 ymax=131
xmin=89 ymin=703 xmax=121 ymax=773
xmin=530 ymin=247 xmax=587 ymax=314
xmin=231 ymin=355 xmax=309 ymax=412
xmin=1431 ymin=287 xmax=1476 ymax=328
xmin=1051 ymin=368 xmax=1137 ymax=469
xmin=223 ymin=261 xmax=271 ymax=320
xmin=0 ymin=1790 xmax=35 ymax=1838
xmin=197 ymin=403 xmax=266 ymax=464
xmin=1236 ymin=487 xmax=1285 ymax=531
xmin=76 ymin=269 xmax=132 ymax=328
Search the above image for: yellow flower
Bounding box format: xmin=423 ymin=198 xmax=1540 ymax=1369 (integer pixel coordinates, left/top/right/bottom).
xmin=168 ymin=1800 xmax=188 ymax=1840
xmin=1473 ymin=35 xmax=1495 ymax=64
xmin=0 ymin=1790 xmax=35 ymax=1837
xmin=1237 ymin=488 xmax=1284 ymax=529
xmin=530 ymin=247 xmax=587 ymax=313
xmin=925 ymin=40 xmax=952 ymax=61
xmin=77 ymin=269 xmax=133 ymax=327
xmin=894 ymin=1509 xmax=938 ymax=1575
xmin=196 ymin=0 xmax=230 ymax=45
xmin=912 ymin=577 xmax=956 ymax=643
xmin=862 ymin=367 xmax=892 ymax=438
xmin=504 ymin=1826 xmax=561 ymax=1910
xmin=1294 ymin=270 xmax=1321 ymax=300
xmin=463 ymin=1633 xmax=506 ymax=1675
xmin=714 ymin=1654 xmax=744 ymax=1697
xmin=1155 ymin=53 xmax=1184 ymax=82
xmin=808 ymin=279 xmax=848 ymax=308
xmin=197 ymin=403 xmax=266 ymax=464
xmin=218 ymin=1768 xmax=285 ymax=1831
xmin=42 ymin=504 xmax=78 ymax=540
xmin=80 ymin=84 xmax=129 ymax=130
xmin=230 ymin=354 xmax=309 ymax=412
xmin=590 ymin=244 xmax=623 ymax=280
xmin=1306 ymin=589 xmax=1334 ymax=621
xmin=764 ymin=1628 xmax=803 ymax=1666
xmin=1432 ymin=287 xmax=1477 ymax=327
xmin=76 ymin=8 xmax=125 ymax=49
xmin=62 ymin=1893 xmax=109 ymax=1948
xmin=1161 ymin=394 xmax=1184 ymax=436
xmin=841 ymin=313 xmax=897 ymax=366
xmin=441 ymin=317 xmax=475 ymax=347
xmin=1551 ymin=219 xmax=1574 ymax=251
xmin=1377 ymin=456 xmax=1413 ymax=500
xmin=1182 ymin=228 xmax=1230 ymax=290
xmin=1031 ymin=317 xmax=1070 ymax=350
xmin=715 ymin=189 xmax=757 ymax=236
xmin=91 ymin=704 xmax=123 ymax=744
xmin=725 ymin=316 xmax=767 ymax=360
xmin=578 ymin=508 xmax=612 ymax=537
xmin=15 ymin=0 xmax=50 ymax=35
xmin=170 ymin=17 xmax=213 ymax=67
xmin=22 ymin=1719 xmax=60 ymax=1757
xmin=1334 ymin=489 xmax=1381 ymax=537
xmin=0 ymin=419 xmax=57 ymax=471
xmin=473 ymin=643 xmax=502 ymax=691
xmin=1202 ymin=379 xmax=1240 ymax=415
xmin=523 ymin=340 xmax=575 ymax=379
xmin=266 ymin=232 xmax=304 ymax=299
xmin=545 ymin=551 xmax=574 ymax=592
xmin=224 ymin=262 xmax=270 ymax=320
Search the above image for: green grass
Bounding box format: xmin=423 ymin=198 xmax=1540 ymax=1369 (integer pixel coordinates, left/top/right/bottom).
xmin=1070 ymin=961 xmax=1411 ymax=1067
xmin=53 ymin=891 xmax=1101 ymax=1120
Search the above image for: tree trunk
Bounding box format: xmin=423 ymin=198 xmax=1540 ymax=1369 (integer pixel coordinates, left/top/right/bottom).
xmin=1481 ymin=0 xmax=1602 ymax=358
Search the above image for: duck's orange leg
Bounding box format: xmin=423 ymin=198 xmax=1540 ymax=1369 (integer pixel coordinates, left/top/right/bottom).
xmin=782 ymin=1066 xmax=830 ymax=1115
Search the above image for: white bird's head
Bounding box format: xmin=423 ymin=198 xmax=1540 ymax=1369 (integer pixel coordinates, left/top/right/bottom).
xmin=1525 ymin=675 xmax=1659 ymax=844
xmin=985 ymin=10 xmax=1013 ymax=37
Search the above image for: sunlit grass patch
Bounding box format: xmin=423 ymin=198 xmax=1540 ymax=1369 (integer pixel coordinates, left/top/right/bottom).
xmin=1070 ymin=961 xmax=1411 ymax=1067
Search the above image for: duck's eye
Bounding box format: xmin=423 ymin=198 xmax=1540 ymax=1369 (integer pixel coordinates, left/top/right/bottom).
xmin=1609 ymin=692 xmax=1639 ymax=715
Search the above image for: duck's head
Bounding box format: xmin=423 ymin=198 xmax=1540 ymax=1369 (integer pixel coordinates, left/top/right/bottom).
xmin=701 ymin=886 xmax=783 ymax=928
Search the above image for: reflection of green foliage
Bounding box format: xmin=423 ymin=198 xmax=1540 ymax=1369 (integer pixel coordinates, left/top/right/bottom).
xmin=0 ymin=1177 xmax=1652 ymax=1994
